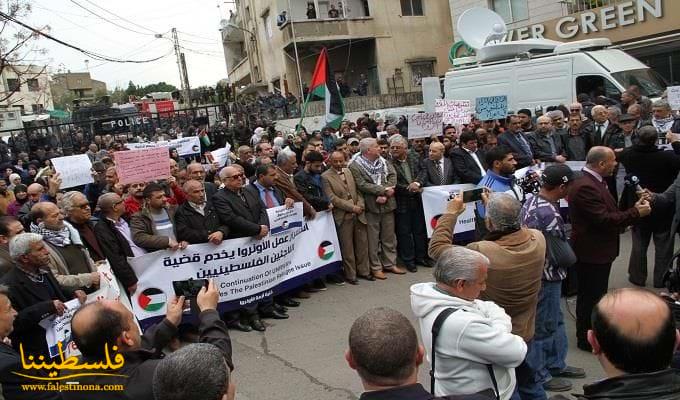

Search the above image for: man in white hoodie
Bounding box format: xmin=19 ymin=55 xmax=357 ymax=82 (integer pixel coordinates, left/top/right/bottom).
xmin=411 ymin=246 xmax=527 ymax=399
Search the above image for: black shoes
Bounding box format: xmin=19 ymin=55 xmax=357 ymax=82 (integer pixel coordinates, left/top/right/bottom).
xmin=405 ymin=264 xmax=417 ymax=273
xmin=327 ymin=274 xmax=346 ymax=286
xmin=250 ymin=318 xmax=266 ymax=331
xmin=416 ymin=258 xmax=434 ymax=268
xmin=358 ymin=274 xmax=375 ymax=281
xmin=346 ymin=278 xmax=359 ymax=285
xmin=227 ymin=320 xmax=252 ymax=332
xmin=551 ymin=366 xmax=586 ymax=379
xmin=278 ymin=298 xmax=300 ymax=307
xmin=261 ymin=309 xmax=289 ymax=320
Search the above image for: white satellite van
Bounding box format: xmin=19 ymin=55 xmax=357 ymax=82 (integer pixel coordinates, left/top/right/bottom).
xmin=444 ymin=8 xmax=666 ymax=113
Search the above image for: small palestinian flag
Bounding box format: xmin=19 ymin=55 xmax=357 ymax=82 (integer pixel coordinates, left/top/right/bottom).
xmin=318 ymin=240 xmax=335 ymax=260
xmin=301 ymin=47 xmax=344 ymax=129
xmin=137 ymin=288 xmax=166 ymax=312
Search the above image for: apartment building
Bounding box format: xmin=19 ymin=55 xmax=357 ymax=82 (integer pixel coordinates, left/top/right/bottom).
xmin=0 ymin=64 xmax=54 ymax=114
xmin=221 ymin=0 xmax=454 ymax=97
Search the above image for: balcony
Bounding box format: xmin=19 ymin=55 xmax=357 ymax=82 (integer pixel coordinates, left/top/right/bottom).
xmin=559 ymin=0 xmax=629 ymax=14
xmin=281 ymin=17 xmax=376 ymax=45
xmin=303 ymin=92 xmax=423 ymax=117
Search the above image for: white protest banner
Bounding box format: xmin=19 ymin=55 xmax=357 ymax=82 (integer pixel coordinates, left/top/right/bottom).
xmin=129 ymin=211 xmax=341 ymax=328
xmin=476 ymin=95 xmax=508 ymax=121
xmin=125 ymin=136 xmax=201 ymax=157
xmin=408 ymin=112 xmax=443 ymax=139
xmin=668 ymin=86 xmax=680 ymax=110
xmin=208 ymin=143 xmax=231 ymax=167
xmin=267 ymin=203 xmax=303 ymax=235
xmin=115 ymin=147 xmax=170 ymax=185
xmin=50 ymin=154 xmax=94 ymax=188
xmin=40 ymin=262 xmax=125 ymax=358
xmin=421 ymin=184 xmax=477 ymax=238
xmin=435 ymin=99 xmax=472 ymax=125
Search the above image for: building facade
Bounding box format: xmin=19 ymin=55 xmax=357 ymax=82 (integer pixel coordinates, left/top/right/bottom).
xmin=0 ymin=65 xmax=54 ymax=114
xmin=221 ymin=0 xmax=454 ymax=98
xmin=50 ymin=72 xmax=108 ymax=105
xmin=448 ymin=0 xmax=679 ymax=84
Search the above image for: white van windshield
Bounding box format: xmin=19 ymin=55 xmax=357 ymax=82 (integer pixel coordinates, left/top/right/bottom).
xmin=611 ymin=69 xmax=667 ymax=98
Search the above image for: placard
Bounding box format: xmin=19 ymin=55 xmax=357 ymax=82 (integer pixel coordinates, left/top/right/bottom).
xmin=115 ymin=147 xmax=171 ymax=185
xmin=476 ymin=95 xmax=508 ymax=121
xmin=668 ymin=86 xmax=680 ymax=110
xmin=267 ymin=203 xmax=303 ymax=235
xmin=408 ymin=112 xmax=443 ymax=139
xmin=125 ymin=136 xmax=201 ymax=156
xmin=435 ymin=99 xmax=472 ymax=125
xmin=421 ymin=184 xmax=476 ymax=238
xmin=50 ymin=154 xmax=94 ymax=188
xmin=208 ymin=143 xmax=231 ymax=168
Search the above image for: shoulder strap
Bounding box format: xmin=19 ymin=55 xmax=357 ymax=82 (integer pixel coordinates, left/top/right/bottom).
xmin=430 ymin=307 xmax=500 ymax=400
xmin=430 ymin=308 xmax=458 ymax=394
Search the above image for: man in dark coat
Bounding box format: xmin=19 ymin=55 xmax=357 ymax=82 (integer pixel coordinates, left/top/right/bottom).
xmin=618 ymin=126 xmax=680 ymax=288
xmin=0 ymin=233 xmax=85 ymax=359
xmin=294 ymin=150 xmax=331 ymax=211
xmin=451 ymin=130 xmax=487 ymax=184
xmin=568 ymin=146 xmax=650 ymax=352
xmin=174 ymin=179 xmax=229 ymax=245
xmin=417 ymin=142 xmax=456 ymax=187
xmin=94 ymin=193 xmax=145 ymax=295
xmin=578 ymin=288 xmax=680 ymax=400
xmin=498 ymin=115 xmax=534 ymax=169
xmin=63 ymin=280 xmax=231 ymax=400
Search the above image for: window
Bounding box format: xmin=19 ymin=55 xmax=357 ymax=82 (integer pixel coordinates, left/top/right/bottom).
xmin=6 ymin=78 xmax=20 ymax=92
xmin=492 ymin=0 xmax=528 ymax=23
xmin=400 ymin=0 xmax=423 ymax=16
xmin=409 ymin=61 xmax=434 ymax=87
xmin=576 ymin=75 xmax=621 ymax=102
xmin=27 ymin=79 xmax=39 ymax=92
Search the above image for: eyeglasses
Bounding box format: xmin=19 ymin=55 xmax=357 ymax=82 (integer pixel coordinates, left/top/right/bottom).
xmin=226 ymin=173 xmax=245 ymax=180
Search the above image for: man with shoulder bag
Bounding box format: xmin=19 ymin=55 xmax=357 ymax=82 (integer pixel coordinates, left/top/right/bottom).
xmin=520 ymin=165 xmax=586 ymax=395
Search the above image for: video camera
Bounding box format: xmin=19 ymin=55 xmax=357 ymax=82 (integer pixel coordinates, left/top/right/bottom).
xmin=662 ymin=250 xmax=680 ymax=327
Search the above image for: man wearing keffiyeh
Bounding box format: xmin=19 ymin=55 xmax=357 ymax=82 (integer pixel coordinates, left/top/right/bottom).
xmin=651 ymin=99 xmax=680 ymax=135
xmin=349 ymin=138 xmax=405 ymax=280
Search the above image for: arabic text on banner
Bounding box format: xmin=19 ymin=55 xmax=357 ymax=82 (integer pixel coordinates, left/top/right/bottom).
xmin=51 ymin=154 xmax=94 ymax=189
xmin=435 ymin=99 xmax=472 ymax=125
xmin=128 ymin=211 xmax=341 ymax=327
xmin=408 ymin=112 xmax=443 ymax=139
xmin=125 ymin=136 xmax=201 ymax=156
xmin=421 ymin=184 xmax=477 ymax=238
xmin=115 ymin=146 xmax=171 ymax=185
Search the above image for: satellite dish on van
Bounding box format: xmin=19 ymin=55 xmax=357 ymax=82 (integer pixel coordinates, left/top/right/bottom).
xmin=456 ymin=7 xmax=508 ymax=50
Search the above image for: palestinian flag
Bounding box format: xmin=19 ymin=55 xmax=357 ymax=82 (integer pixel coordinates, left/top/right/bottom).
xmin=318 ymin=240 xmax=335 ymax=260
xmin=301 ymin=47 xmax=344 ymax=129
xmin=137 ymin=288 xmax=166 ymax=312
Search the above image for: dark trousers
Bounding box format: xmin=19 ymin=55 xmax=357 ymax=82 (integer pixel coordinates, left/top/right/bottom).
xmin=395 ymin=205 xmax=427 ymax=266
xmin=628 ymin=224 xmax=673 ymax=287
xmin=575 ymin=262 xmax=612 ymax=344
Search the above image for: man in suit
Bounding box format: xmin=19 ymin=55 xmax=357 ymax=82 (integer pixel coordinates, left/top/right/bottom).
xmin=451 ymin=130 xmax=487 ymax=185
xmin=212 ymin=165 xmax=288 ymax=330
xmin=417 ymin=142 xmax=455 ymax=187
xmin=585 ymin=105 xmax=611 ymax=147
xmin=568 ymin=146 xmax=650 ymax=351
xmin=498 ymin=114 xmax=534 ymax=169
xmin=349 ymin=138 xmax=404 ymax=280
xmin=388 ymin=135 xmax=429 ymax=272
xmin=274 ymin=149 xmax=316 ymax=219
xmin=618 ymin=126 xmax=680 ymax=288
xmin=187 ymin=162 xmax=218 ymax=202
xmin=0 ymin=233 xmax=85 ymax=359
xmin=321 ymin=151 xmax=370 ymax=284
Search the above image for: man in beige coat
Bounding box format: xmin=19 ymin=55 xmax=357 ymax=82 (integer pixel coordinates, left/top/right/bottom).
xmin=321 ymin=151 xmax=370 ymax=284
xmin=429 ymin=191 xmax=546 ymax=399
xmin=349 ymin=138 xmax=404 ymax=280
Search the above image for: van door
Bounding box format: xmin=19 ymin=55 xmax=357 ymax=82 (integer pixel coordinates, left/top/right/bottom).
xmin=574 ymin=75 xmax=622 ymax=103
xmin=514 ymin=58 xmax=572 ymax=111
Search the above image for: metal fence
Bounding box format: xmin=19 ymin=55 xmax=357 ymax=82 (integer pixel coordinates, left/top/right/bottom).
xmin=0 ymin=104 xmax=229 ymax=155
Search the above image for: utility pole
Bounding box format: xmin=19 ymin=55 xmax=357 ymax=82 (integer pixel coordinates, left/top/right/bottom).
xmin=170 ymin=28 xmax=191 ymax=105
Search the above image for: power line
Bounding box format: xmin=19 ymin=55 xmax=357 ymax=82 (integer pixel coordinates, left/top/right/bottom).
xmin=88 ymin=38 xmax=165 ymax=69
xmin=79 ymin=0 xmax=159 ymax=35
xmin=176 ymin=30 xmax=218 ymax=42
xmin=0 ymin=10 xmax=172 ymax=63
xmin=68 ymin=0 xmax=157 ymax=36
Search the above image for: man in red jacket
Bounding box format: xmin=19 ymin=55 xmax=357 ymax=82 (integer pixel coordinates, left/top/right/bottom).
xmin=568 ymin=146 xmax=650 ymax=351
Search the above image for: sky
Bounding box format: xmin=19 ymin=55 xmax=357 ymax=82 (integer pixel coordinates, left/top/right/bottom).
xmin=20 ymin=0 xmax=235 ymax=91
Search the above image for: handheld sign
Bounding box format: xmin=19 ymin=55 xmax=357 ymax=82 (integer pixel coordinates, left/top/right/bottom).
xmin=435 ymin=99 xmax=471 ymax=125
xmin=115 ymin=147 xmax=171 ymax=185
xmin=408 ymin=112 xmax=443 ymax=139
xmin=668 ymin=86 xmax=680 ymax=110
xmin=476 ymin=95 xmax=508 ymax=121
xmin=51 ymin=154 xmax=94 ymax=188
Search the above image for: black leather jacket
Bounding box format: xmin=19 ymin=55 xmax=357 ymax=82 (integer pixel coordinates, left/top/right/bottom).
xmin=578 ymin=369 xmax=680 ymax=399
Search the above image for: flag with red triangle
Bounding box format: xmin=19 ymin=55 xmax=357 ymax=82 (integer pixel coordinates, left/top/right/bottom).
xmin=300 ymin=47 xmax=344 ymax=129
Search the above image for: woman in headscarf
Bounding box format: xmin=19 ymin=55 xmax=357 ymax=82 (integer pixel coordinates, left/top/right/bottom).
xmin=7 ymin=173 xmax=21 ymax=191
xmin=6 ymin=184 xmax=28 ymax=217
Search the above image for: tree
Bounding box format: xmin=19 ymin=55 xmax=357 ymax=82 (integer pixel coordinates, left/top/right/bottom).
xmin=124 ymin=81 xmax=137 ymax=98
xmin=52 ymin=90 xmax=77 ymax=111
xmin=0 ymin=1 xmax=50 ymax=107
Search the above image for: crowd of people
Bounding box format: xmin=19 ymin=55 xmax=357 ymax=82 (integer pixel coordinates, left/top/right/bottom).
xmin=0 ymin=84 xmax=678 ymax=400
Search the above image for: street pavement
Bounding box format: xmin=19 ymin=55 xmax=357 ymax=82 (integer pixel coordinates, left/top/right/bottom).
xmin=229 ymin=231 xmax=666 ymax=400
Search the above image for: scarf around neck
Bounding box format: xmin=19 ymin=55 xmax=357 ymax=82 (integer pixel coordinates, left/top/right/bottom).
xmin=353 ymin=155 xmax=388 ymax=185
xmin=31 ymin=221 xmax=81 ymax=247
xmin=653 ymin=117 xmax=675 ymax=133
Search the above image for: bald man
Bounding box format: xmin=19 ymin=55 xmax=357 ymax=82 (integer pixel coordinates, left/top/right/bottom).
xmin=579 ymin=288 xmax=680 ymax=399
xmin=417 ymin=141 xmax=456 ymax=187
xmin=174 ymin=179 xmax=229 ymax=245
xmin=568 ymin=146 xmax=651 ymax=352
xmin=527 ymin=116 xmax=566 ymax=163
xmin=64 ymin=280 xmax=232 ymax=400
